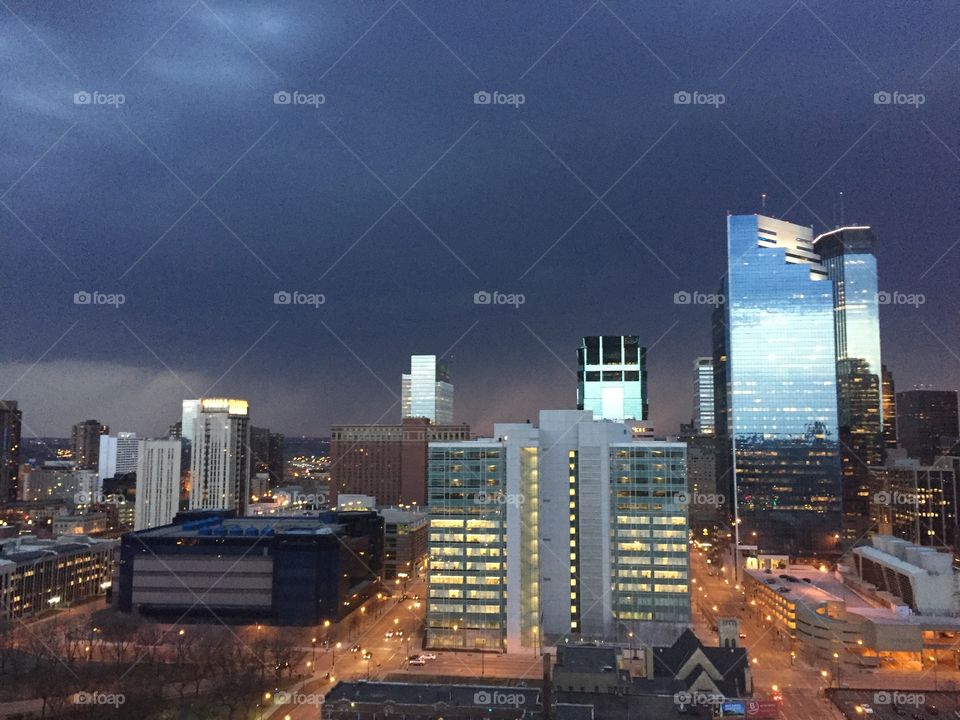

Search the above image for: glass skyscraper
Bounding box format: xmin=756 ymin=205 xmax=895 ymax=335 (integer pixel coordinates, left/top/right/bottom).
xmin=693 ymin=357 xmax=715 ymax=435
xmin=577 ymin=336 xmax=648 ymax=422
xmin=814 ymin=226 xmax=884 ymax=540
xmin=720 ymin=214 xmax=841 ymax=554
xmin=425 ymin=442 xmax=510 ymax=650
xmin=402 ymin=355 xmax=454 ymax=425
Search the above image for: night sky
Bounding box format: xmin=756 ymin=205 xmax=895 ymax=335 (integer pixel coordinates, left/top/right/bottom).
xmin=1 ymin=0 xmax=958 ymax=439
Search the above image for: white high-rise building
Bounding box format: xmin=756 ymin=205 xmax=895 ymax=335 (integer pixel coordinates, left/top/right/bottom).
xmin=188 ymin=398 xmax=251 ymax=514
xmin=401 ymin=355 xmax=453 ymax=424
xmin=425 ymin=410 xmax=689 ymax=653
xmin=98 ymin=432 xmax=139 ymax=481
xmin=181 ymin=400 xmax=201 ymax=442
xmin=135 ymin=439 xmax=181 ymax=530
xmin=693 ymin=357 xmax=715 ymax=435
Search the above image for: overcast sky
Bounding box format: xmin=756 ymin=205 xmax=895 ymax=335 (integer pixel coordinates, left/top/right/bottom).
xmin=1 ymin=0 xmax=958 ymax=439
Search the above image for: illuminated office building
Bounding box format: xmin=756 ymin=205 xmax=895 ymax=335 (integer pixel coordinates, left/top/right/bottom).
xmin=896 ymin=390 xmax=960 ymax=465
xmin=98 ymin=432 xmax=139 ymax=481
xmin=71 ymin=419 xmax=108 ymax=470
xmin=814 ymin=226 xmax=884 ymax=540
xmin=0 ymin=401 xmax=21 ymax=502
xmin=425 ymin=410 xmax=688 ymax=652
xmin=188 ymin=398 xmax=251 ymax=514
xmin=402 ymin=355 xmax=454 ymax=424
xmin=717 ymin=214 xmax=841 ymax=554
xmin=882 ymin=365 xmax=898 ymax=450
xmin=693 ymin=357 xmax=715 ymax=435
xmin=577 ymin=336 xmax=647 ymax=422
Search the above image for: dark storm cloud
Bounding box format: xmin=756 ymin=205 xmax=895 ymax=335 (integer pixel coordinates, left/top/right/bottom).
xmin=1 ymin=0 xmax=958 ymax=437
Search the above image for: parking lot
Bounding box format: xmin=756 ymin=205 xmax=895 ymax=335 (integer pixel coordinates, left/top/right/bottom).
xmin=830 ymin=689 xmax=960 ymax=720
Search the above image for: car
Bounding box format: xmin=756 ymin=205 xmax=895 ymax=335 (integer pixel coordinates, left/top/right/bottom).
xmin=385 ymin=631 xmax=394 ymax=638
xmin=407 ymin=654 xmax=422 ymax=661
xmin=396 ymin=630 xmax=404 ymax=637
xmin=350 ymin=644 xmax=361 ymax=653
xmin=408 ymin=657 xmax=426 ymax=666
xmin=739 ymin=633 xmax=747 ymax=639
xmin=420 ymin=653 xmax=437 ymax=660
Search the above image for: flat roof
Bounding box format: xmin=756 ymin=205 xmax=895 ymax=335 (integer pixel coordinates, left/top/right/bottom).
xmin=134 ymin=516 xmax=344 ymax=538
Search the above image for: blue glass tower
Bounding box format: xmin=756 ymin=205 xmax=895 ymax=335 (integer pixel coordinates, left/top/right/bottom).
xmin=814 ymin=227 xmax=883 ymax=541
xmin=721 ymin=214 xmax=842 ymax=554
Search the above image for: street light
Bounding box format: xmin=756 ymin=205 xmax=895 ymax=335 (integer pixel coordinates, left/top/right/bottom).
xmin=312 ymin=637 xmax=317 ymax=663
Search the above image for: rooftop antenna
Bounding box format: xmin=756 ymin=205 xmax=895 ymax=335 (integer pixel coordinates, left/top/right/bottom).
xmin=839 ymin=191 xmax=845 ymax=226
xmin=761 ymin=193 xmax=766 ymax=213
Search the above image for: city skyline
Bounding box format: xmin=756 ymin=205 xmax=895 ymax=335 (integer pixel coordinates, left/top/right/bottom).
xmin=1 ymin=1 xmax=958 ymax=441
xmin=5 ymin=4 xmax=960 ymax=718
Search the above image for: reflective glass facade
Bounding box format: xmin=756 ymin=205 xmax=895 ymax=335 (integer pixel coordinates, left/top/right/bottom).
xmin=425 ymin=444 xmax=507 ymax=650
xmin=610 ymin=444 xmax=689 ymax=629
xmin=723 ymin=214 xmax=841 ymax=553
xmin=402 ymin=355 xmax=454 ymax=424
xmin=577 ymin=336 xmax=648 ymax=421
xmin=814 ymin=227 xmax=883 ymax=540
